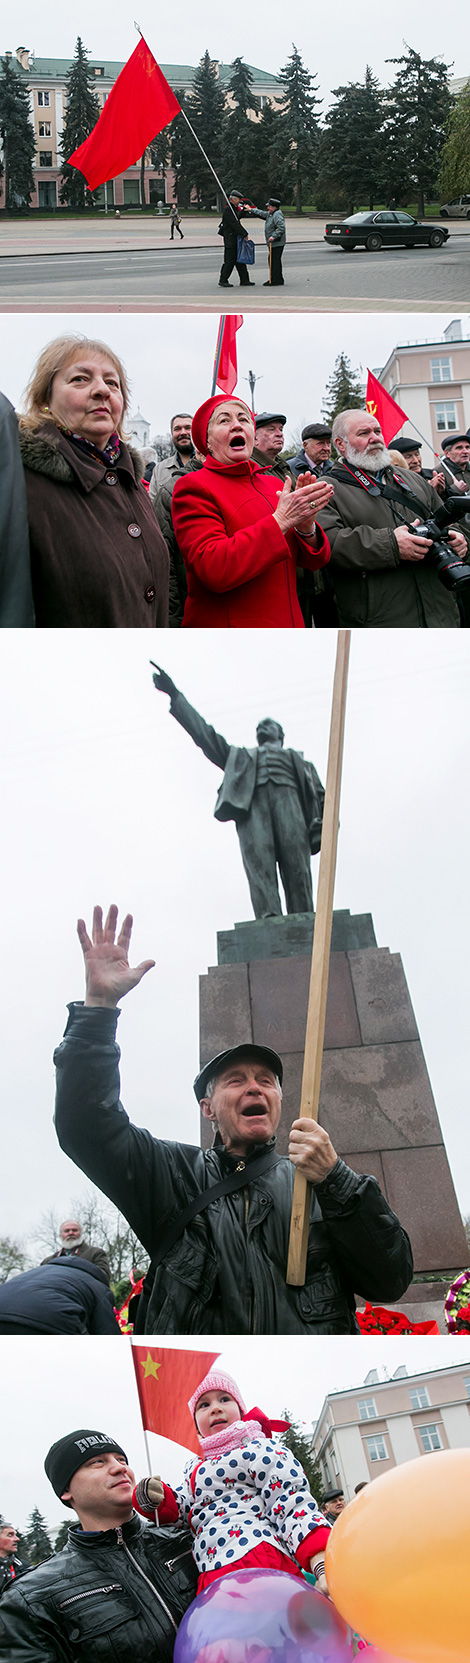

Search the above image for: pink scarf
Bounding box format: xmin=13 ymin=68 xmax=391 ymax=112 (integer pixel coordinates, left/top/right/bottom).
xmin=199 ymin=1408 xmax=290 ymax=1460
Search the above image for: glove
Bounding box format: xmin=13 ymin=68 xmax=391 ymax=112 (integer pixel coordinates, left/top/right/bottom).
xmin=147 ymin=1475 xmax=165 ymax=1507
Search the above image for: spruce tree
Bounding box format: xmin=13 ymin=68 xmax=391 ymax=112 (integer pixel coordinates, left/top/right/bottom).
xmin=244 ymin=100 xmax=286 ymax=206
xmin=60 ymin=38 xmax=100 ymax=210
xmin=319 ymin=67 xmax=386 ymax=213
xmin=0 ymin=55 xmax=35 ymax=212
xmin=322 ymin=352 xmax=365 ymax=427
xmin=281 ymin=1412 xmax=326 ymax=1503
xmin=385 ymin=45 xmax=452 ymax=217
xmin=438 ymin=84 xmax=470 ymax=200
xmin=54 ymin=1518 xmax=77 ymax=1551
xmin=278 ymin=45 xmax=321 ymax=213
xmin=170 ymin=92 xmax=201 ymax=208
xmin=222 ymin=58 xmax=258 ymax=191
xmin=186 ymin=51 xmax=227 ymax=206
xmin=24 ymin=1508 xmax=53 ymax=1567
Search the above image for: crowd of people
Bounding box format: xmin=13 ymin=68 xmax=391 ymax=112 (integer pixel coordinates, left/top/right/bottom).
xmin=0 ymin=1374 xmax=370 ymax=1660
xmin=2 ymin=331 xmax=470 ymax=628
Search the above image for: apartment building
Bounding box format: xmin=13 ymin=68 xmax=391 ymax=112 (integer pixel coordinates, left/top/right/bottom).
xmin=378 ymin=319 xmax=470 ymax=458
xmin=313 ymin=1363 xmax=470 ymax=1498
xmin=3 ymin=46 xmax=283 ymax=210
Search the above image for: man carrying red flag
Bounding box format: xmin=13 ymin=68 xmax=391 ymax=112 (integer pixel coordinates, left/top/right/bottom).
xmin=314 ymin=407 xmax=466 ymax=628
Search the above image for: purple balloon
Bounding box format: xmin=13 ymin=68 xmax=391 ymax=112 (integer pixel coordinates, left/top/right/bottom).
xmin=174 ymin=1569 xmax=352 ymax=1663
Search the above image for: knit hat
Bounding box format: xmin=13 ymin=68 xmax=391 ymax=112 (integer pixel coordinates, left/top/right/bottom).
xmin=188 ymin=1370 xmax=247 ymax=1425
xmin=191 ymin=395 xmax=255 ymax=458
xmin=45 ymin=1429 xmax=128 ymax=1505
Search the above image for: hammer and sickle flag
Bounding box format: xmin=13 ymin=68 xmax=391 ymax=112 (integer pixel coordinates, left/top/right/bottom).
xmin=365 ymin=369 xmax=408 ymax=446
xmin=131 ymin=1345 xmax=220 ymax=1454
xmin=68 ymin=38 xmax=181 ymax=190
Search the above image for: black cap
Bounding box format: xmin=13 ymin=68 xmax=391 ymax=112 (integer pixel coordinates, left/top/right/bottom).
xmin=441 ymin=433 xmax=469 ymax=449
xmin=194 ymin=1044 xmax=283 ymax=1103
xmin=229 ymin=188 xmax=244 ymax=199
xmin=302 ymin=423 xmax=332 ymax=443
xmin=266 ymin=198 xmax=281 ymax=208
xmin=322 ymin=1487 xmax=344 ymax=1502
xmin=255 ymin=411 xmax=286 ymax=429
xmin=45 ymin=1430 xmax=128 ymax=1505
xmin=392 ymin=436 xmax=422 ymax=454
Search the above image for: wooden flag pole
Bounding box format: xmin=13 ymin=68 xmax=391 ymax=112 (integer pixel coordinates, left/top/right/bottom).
xmin=286 ymin=630 xmax=351 ymax=1286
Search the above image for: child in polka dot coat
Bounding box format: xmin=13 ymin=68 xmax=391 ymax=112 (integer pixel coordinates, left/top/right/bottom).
xmin=134 ymin=1368 xmax=331 ymax=1594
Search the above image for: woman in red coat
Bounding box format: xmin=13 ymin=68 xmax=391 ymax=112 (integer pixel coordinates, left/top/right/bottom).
xmin=171 ymin=394 xmax=333 ymax=627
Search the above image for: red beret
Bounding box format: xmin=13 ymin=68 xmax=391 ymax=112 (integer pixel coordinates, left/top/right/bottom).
xmin=191 ymin=394 xmax=255 ymax=457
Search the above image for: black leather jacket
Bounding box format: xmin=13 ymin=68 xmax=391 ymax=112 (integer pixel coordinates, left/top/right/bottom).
xmin=0 ymin=1517 xmax=197 ymax=1662
xmin=0 ymin=1554 xmax=30 ymax=1599
xmin=53 ymin=1004 xmax=413 ymax=1334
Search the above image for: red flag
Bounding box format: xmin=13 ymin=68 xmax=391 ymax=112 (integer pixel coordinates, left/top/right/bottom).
xmin=365 ymin=370 xmax=408 ymax=445
xmin=213 ymin=316 xmax=244 ymax=396
xmin=68 ymin=38 xmax=181 ymax=190
xmin=132 ymin=1345 xmax=220 ymax=1455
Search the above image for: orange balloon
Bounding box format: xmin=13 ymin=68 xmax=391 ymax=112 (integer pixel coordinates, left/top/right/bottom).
xmin=325 ymin=1447 xmax=470 ymax=1663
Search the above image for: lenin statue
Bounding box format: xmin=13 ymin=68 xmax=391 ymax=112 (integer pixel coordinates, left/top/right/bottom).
xmin=152 ymin=666 xmax=324 ymax=918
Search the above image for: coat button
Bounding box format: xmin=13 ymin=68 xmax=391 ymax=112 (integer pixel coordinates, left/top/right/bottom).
xmin=127 ymin=523 xmax=142 ymax=538
xmin=105 ymin=472 xmax=117 ymax=485
xmin=144 ymin=585 xmax=156 ymax=603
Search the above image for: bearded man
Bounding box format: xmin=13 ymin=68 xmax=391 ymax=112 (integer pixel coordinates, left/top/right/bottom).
xmin=314 ymin=408 xmax=465 ymax=627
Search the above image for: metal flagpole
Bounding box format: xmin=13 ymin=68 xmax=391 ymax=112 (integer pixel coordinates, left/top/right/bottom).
xmin=211 ymin=317 xmax=226 ymax=395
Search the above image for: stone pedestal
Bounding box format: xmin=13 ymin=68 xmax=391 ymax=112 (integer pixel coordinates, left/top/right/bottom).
xmin=199 ymin=910 xmax=467 ymax=1288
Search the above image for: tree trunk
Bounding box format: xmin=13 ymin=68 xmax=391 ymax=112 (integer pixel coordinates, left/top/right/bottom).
xmin=295 ymin=159 xmax=302 ymax=215
xmin=416 ymin=182 xmax=425 ymax=218
xmin=140 ymin=152 xmax=147 ymax=209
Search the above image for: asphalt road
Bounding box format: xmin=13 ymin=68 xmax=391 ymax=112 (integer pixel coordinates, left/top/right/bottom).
xmin=2 ymin=237 xmax=469 ymax=310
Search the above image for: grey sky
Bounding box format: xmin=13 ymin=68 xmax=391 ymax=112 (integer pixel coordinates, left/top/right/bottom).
xmin=2 ymin=1334 xmax=469 ymax=1531
xmin=0 ymin=630 xmax=469 ymax=1257
xmin=7 ymin=5 xmax=470 ymax=105
xmin=1 ymin=314 xmax=469 ymax=457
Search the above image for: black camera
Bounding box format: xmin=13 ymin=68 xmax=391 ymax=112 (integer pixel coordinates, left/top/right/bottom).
xmin=413 ymin=495 xmax=470 ymax=592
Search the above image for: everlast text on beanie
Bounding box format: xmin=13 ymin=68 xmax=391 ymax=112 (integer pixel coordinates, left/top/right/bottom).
xmin=45 ymin=1430 xmax=128 ymax=1504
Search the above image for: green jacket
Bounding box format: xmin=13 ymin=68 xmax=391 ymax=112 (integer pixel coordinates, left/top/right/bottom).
xmin=315 ymin=461 xmax=460 ymax=627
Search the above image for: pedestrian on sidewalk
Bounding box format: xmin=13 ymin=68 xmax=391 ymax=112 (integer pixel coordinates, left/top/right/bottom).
xmin=170 ymin=203 xmax=184 ymax=239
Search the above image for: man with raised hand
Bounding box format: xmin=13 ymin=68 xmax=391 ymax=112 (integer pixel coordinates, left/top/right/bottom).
xmin=52 ymin=905 xmax=413 ymax=1335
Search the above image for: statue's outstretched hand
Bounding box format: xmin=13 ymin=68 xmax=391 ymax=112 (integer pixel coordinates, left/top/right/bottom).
xmin=150 ymin=663 xmax=177 ymax=698
xmin=77 ymin=905 xmax=155 ymax=1008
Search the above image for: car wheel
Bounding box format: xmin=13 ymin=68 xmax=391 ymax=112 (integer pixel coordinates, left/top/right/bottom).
xmin=440 ymin=209 xmax=449 ymax=218
xmin=365 ymin=233 xmax=382 ymax=251
xmin=428 ymin=230 xmax=444 ymax=248
xmin=466 ymin=211 xmax=470 ymax=220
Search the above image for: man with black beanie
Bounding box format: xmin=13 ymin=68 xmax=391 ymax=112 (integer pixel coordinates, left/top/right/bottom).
xmin=0 ymin=1428 xmax=196 ymax=1660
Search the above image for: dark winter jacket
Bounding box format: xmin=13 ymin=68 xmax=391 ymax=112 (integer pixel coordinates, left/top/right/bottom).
xmin=0 ymin=1255 xmax=120 ymax=1335
xmin=19 ymin=424 xmax=169 ymax=628
xmin=41 ymin=1240 xmax=111 ymax=1282
xmin=289 ymin=448 xmax=333 ymax=481
xmin=315 ymin=460 xmax=461 ymax=627
xmin=0 ymin=393 xmax=34 ymax=627
xmin=0 ymin=1554 xmax=30 ymax=1600
xmin=53 ymin=1004 xmax=413 ymax=1335
xmin=0 ymin=1517 xmax=197 ymax=1662
xmin=150 ymin=451 xmax=202 ymax=626
xmin=220 ymin=201 xmax=248 ymax=249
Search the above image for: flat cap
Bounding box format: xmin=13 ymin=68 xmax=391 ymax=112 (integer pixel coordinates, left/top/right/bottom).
xmin=255 ymin=411 xmax=287 ymax=429
xmin=322 ymin=1486 xmax=344 ymax=1502
xmin=302 ymin=423 xmax=332 ymax=442
xmin=194 ymin=1043 xmax=283 ymax=1102
xmin=441 ymin=433 xmax=469 ymax=449
xmin=392 ymin=436 xmax=422 ymax=454
xmin=266 ymin=197 xmax=281 ymax=208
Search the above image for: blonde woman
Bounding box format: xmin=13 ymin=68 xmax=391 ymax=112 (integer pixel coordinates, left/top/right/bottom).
xmin=18 ymin=335 xmax=169 ymax=626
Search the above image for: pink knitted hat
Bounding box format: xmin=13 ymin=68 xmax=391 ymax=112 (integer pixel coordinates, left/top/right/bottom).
xmin=188 ymin=1370 xmax=246 ymax=1424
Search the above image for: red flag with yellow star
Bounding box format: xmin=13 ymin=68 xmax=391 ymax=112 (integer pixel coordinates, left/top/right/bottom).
xmin=366 ymin=369 xmax=408 ymax=445
xmin=132 ymin=1346 xmax=220 ymax=1454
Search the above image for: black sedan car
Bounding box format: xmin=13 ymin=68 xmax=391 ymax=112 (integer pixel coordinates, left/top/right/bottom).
xmin=324 ymin=210 xmax=449 ymax=251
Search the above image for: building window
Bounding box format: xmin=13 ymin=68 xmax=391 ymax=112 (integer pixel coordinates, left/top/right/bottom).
xmin=357 ymin=1398 xmax=377 ymax=1421
xmin=37 ymin=91 xmax=50 ymax=107
xmin=39 ymin=151 xmax=53 ymax=167
xmin=365 ymin=1435 xmax=388 ymax=1462
xmin=430 ymin=357 xmax=452 ymax=382
xmin=38 ymin=180 xmax=57 ymax=208
xmin=434 ymin=401 xmax=457 ymax=431
xmin=38 ymin=122 xmax=51 ymax=137
xmin=94 ymin=67 xmax=104 ymax=75
xmin=410 ymin=1387 xmax=430 ymax=1410
xmin=418 ymin=1424 xmax=443 ymax=1452
xmin=464 ymin=1377 xmax=470 ymax=1399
